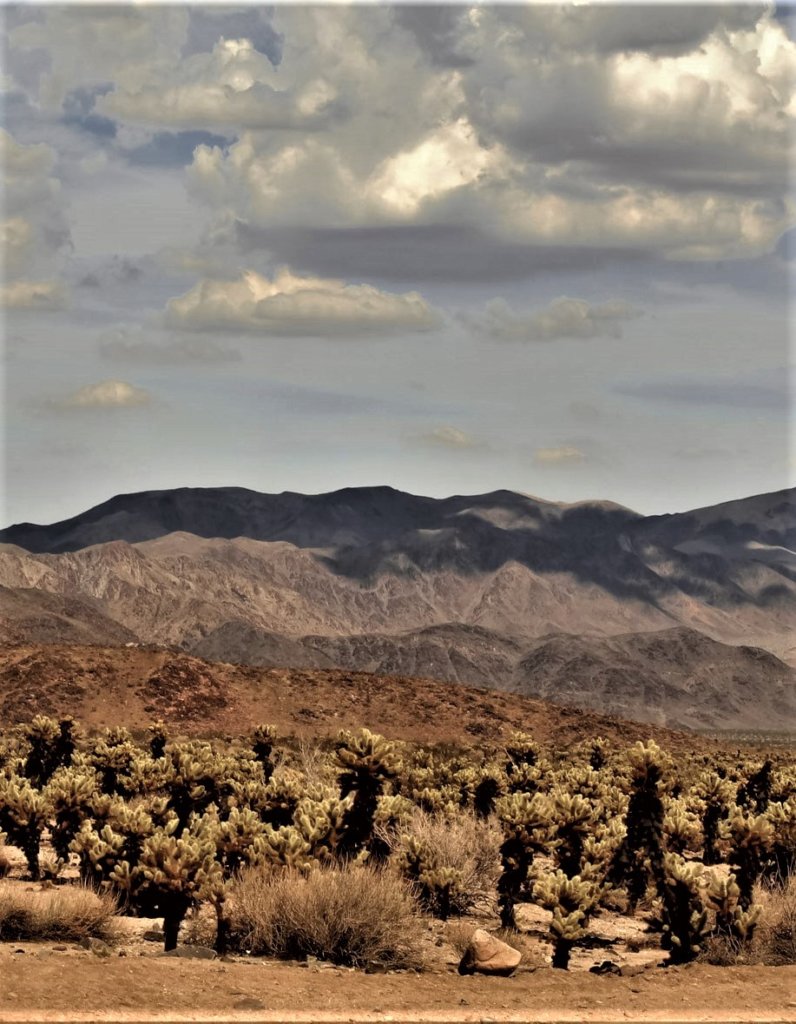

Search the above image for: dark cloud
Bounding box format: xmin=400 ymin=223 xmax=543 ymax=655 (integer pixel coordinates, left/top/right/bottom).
xmin=77 ymin=256 xmax=145 ymax=289
xmin=235 ymin=221 xmax=655 ymax=285
xmin=182 ymin=6 xmax=282 ymax=64
xmin=393 ymin=6 xmax=476 ymax=68
xmin=126 ymin=130 xmax=230 ymax=167
xmin=62 ymin=85 xmax=116 ymax=138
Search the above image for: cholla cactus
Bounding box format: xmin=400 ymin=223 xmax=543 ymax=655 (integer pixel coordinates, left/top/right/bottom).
xmin=162 ymin=745 xmax=222 ymax=828
xmin=23 ymin=716 xmax=62 ymax=785
xmin=130 ymin=830 xmax=219 ymax=950
xmin=663 ymin=798 xmax=700 ymax=856
xmin=45 ymin=768 xmax=97 ymax=861
xmin=251 ymin=725 xmax=277 ymax=781
xmin=294 ymin=797 xmax=349 ymax=864
xmin=335 ymin=728 xmax=399 ymax=857
xmin=550 ymin=790 xmax=594 ymax=878
xmin=659 ymin=853 xmax=710 ymax=964
xmin=534 ymin=870 xmax=604 ymax=969
xmin=261 ymin=824 xmax=313 ymax=872
xmin=737 ymin=760 xmax=773 ymax=813
xmin=695 ymin=771 xmax=733 ymax=865
xmin=397 ymin=835 xmax=464 ymax=920
xmin=763 ymin=799 xmax=796 ymax=884
xmin=0 ymin=777 xmax=48 ymax=879
xmin=495 ymin=791 xmax=552 ymax=929
xmin=148 ymin=721 xmax=168 ymax=760
xmin=72 ymin=821 xmax=128 ymax=889
xmin=88 ymin=729 xmax=141 ymax=797
xmin=727 ymin=809 xmax=775 ymax=908
xmin=609 ymin=740 xmax=669 ymax=910
xmin=705 ymin=872 xmax=760 ymax=945
xmin=473 ymin=766 xmax=503 ymax=819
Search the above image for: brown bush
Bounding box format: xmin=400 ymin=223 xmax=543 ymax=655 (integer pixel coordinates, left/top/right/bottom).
xmin=396 ymin=809 xmax=502 ymax=913
xmin=0 ymin=881 xmax=118 ymax=942
xmin=229 ymin=864 xmax=424 ymax=969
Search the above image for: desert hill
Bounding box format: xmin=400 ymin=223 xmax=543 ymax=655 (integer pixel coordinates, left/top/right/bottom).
xmin=1 ymin=484 xmax=794 ymax=731
xmin=0 ymin=641 xmax=708 ymax=752
xmin=190 ymin=621 xmax=796 ymax=731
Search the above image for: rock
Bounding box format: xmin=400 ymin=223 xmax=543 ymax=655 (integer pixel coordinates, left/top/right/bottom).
xmin=234 ymin=998 xmax=266 ymax=1010
xmin=162 ymin=945 xmax=217 ymax=960
xmin=51 ymin=945 xmax=67 ymax=952
xmin=79 ymin=938 xmax=112 ymax=958
xmin=590 ymin=960 xmax=621 ymax=975
xmin=458 ymin=929 xmax=521 ymax=976
xmin=143 ymin=929 xmax=164 ymax=942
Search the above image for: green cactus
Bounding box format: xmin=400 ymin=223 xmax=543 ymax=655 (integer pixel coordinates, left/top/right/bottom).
xmin=609 ymin=741 xmax=669 ymax=911
xmin=534 ymin=870 xmax=604 ymax=969
xmin=550 ymin=789 xmax=594 ymax=878
xmin=659 ymin=853 xmax=711 ymax=964
xmin=148 ymin=721 xmax=168 ymax=760
xmin=334 ymin=729 xmax=399 ymax=858
xmin=0 ymin=776 xmax=48 ymax=878
xmin=705 ymin=871 xmax=760 ymax=945
xmin=45 ymin=768 xmax=97 ymax=862
xmin=728 ymin=809 xmax=775 ymax=909
xmin=695 ymin=771 xmax=733 ymax=865
xmin=251 ymin=725 xmax=278 ymax=781
xmin=23 ymin=716 xmax=62 ymax=785
xmin=495 ymin=791 xmax=552 ymax=929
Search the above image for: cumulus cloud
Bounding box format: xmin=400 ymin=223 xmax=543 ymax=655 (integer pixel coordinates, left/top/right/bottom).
xmin=0 ymin=280 xmax=68 ymax=310
xmin=97 ymin=38 xmax=338 ymax=132
xmin=534 ymin=446 xmax=587 ymax=466
xmin=57 ymin=379 xmax=151 ymax=410
xmin=417 ymin=426 xmax=482 ymax=450
xmin=165 ymin=268 xmax=442 ymax=337
xmin=176 ymin=5 xmax=795 ymax=274
xmin=464 ymin=297 xmax=642 ymax=342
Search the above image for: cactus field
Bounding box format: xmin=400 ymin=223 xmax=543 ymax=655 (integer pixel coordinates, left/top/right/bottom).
xmin=1 ymin=710 xmax=794 ymax=990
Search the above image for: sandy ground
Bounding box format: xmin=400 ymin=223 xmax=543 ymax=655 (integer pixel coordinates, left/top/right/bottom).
xmin=1 ymin=942 xmax=794 ymax=1023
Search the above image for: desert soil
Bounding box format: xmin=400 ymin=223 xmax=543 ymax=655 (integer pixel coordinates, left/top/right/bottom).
xmin=0 ymin=948 xmax=794 ymax=1023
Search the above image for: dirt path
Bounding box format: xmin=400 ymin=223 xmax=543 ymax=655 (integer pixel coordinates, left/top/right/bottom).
xmin=0 ymin=950 xmax=794 ymax=1023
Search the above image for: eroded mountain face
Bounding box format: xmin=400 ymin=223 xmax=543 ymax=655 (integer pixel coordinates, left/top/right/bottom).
xmin=1 ymin=485 xmax=794 ymax=730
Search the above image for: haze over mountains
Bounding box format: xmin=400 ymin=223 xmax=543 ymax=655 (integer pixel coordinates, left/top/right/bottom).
xmin=1 ymin=485 xmax=794 ymax=731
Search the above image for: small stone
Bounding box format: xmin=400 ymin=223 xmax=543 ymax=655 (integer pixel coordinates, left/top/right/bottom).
xmin=51 ymin=945 xmax=67 ymax=952
xmin=79 ymin=938 xmax=112 ymax=958
xmin=143 ymin=929 xmax=164 ymax=942
xmin=458 ymin=929 xmax=521 ymax=977
xmin=162 ymin=945 xmax=217 ymax=960
xmin=590 ymin=960 xmax=621 ymax=975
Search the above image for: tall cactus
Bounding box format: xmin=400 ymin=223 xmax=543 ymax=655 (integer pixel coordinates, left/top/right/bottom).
xmin=495 ymin=791 xmax=552 ymax=929
xmin=659 ymin=853 xmax=710 ymax=964
xmin=334 ymin=728 xmax=399 ymax=858
xmin=534 ymin=870 xmax=604 ymax=969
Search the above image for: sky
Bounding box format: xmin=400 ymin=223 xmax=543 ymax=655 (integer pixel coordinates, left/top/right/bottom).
xmin=1 ymin=1 xmax=794 ymax=527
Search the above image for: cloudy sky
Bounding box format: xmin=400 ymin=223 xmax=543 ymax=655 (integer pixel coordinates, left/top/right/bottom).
xmin=2 ymin=2 xmax=794 ymax=526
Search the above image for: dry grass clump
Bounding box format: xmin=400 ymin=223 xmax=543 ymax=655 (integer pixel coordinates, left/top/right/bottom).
xmin=0 ymin=881 xmax=118 ymax=942
xmin=751 ymin=875 xmax=796 ymax=965
xmin=701 ymin=876 xmax=796 ymax=966
xmin=399 ymin=810 xmax=501 ymax=913
xmin=229 ymin=864 xmax=425 ymax=969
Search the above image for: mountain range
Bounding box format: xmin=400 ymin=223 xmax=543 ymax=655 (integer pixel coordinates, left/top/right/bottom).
xmin=1 ymin=484 xmax=794 ymax=731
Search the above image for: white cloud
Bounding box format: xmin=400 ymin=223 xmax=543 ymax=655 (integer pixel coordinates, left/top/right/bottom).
xmin=58 ymin=379 xmax=151 ymax=410
xmin=0 ymin=280 xmax=68 ymax=310
xmin=465 ymin=297 xmax=642 ymax=342
xmin=165 ymin=268 xmax=442 ymax=336
xmin=418 ymin=426 xmax=481 ymax=450
xmin=97 ymin=38 xmax=336 ymax=132
xmin=534 ymin=446 xmax=586 ymax=466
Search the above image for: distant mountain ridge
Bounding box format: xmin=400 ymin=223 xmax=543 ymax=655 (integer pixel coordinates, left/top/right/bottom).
xmin=1 ymin=484 xmax=794 ymax=730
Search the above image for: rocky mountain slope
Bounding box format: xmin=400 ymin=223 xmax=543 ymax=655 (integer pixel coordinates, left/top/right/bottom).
xmin=0 ymin=485 xmax=793 ymax=730
xmin=0 ymin=642 xmax=707 ymax=751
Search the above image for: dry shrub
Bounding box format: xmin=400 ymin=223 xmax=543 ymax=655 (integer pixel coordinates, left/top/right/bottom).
xmin=701 ymin=875 xmax=796 ymax=966
xmin=752 ymin=875 xmax=796 ymax=965
xmin=0 ymin=842 xmax=11 ymax=879
xmin=399 ymin=809 xmax=501 ymax=913
xmin=230 ymin=864 xmax=424 ymax=969
xmin=0 ymin=881 xmax=118 ymax=942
